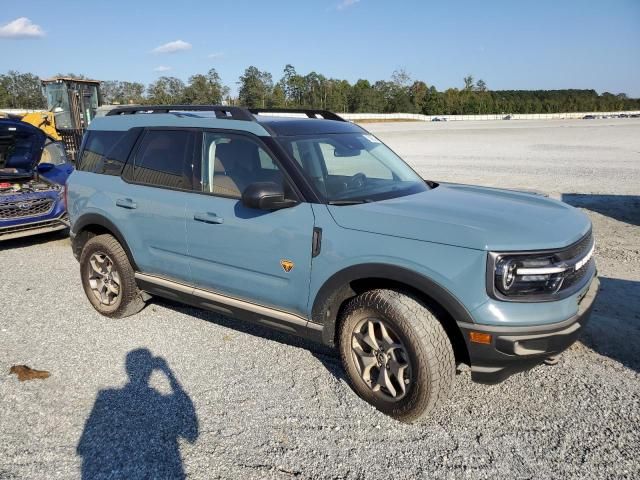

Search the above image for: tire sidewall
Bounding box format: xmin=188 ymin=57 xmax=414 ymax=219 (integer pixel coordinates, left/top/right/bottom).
xmin=339 ymin=300 xmax=434 ymax=419
xmin=79 ymin=240 xmax=126 ymax=316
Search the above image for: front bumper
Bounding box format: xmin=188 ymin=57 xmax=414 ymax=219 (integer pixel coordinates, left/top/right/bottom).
xmin=459 ymin=275 xmax=599 ymax=384
xmin=0 ymin=214 xmax=69 ymax=241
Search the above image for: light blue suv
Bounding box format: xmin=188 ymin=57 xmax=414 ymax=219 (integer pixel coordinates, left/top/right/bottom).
xmin=67 ymin=106 xmax=598 ymax=422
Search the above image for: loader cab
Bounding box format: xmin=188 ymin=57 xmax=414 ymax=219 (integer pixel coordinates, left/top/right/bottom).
xmin=42 ymin=77 xmax=101 ymax=162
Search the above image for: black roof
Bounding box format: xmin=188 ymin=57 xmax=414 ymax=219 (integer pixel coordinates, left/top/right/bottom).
xmin=255 ymin=116 xmax=364 ymax=136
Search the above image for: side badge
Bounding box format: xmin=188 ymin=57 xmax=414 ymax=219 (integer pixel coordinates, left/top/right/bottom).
xmin=280 ymin=259 xmax=294 ymax=273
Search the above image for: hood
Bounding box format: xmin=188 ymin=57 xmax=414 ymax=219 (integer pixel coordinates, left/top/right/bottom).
xmin=327 ymin=183 xmax=591 ymax=251
xmin=0 ymin=119 xmax=46 ymax=179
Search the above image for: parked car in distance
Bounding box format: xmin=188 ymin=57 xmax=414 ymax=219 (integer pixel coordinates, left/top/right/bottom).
xmin=0 ymin=119 xmax=73 ymax=241
xmin=431 ymin=117 xmax=447 ymax=122
xmin=582 ymin=115 xmax=596 ymax=119
xmin=67 ymin=106 xmax=599 ymax=422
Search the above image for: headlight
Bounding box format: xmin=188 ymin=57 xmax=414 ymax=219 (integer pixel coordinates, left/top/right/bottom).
xmin=487 ymin=234 xmax=595 ymax=301
xmin=493 ymin=254 xmax=565 ymax=296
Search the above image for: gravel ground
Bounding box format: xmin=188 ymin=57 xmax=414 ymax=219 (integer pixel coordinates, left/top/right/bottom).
xmin=1 ymin=118 xmax=639 ymax=479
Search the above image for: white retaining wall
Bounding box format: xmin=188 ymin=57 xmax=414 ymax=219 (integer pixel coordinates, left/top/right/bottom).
xmin=341 ymin=111 xmax=640 ymax=122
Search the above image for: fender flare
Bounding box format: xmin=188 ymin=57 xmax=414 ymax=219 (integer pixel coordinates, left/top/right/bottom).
xmin=311 ymin=263 xmax=475 ymax=346
xmin=71 ymin=213 xmax=138 ymax=270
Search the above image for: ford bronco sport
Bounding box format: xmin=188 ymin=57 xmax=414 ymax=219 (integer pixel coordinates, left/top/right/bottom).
xmin=67 ymin=106 xmax=598 ymax=422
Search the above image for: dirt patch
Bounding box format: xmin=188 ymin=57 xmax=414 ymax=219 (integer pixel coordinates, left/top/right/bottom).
xmin=10 ymin=365 xmax=50 ymax=381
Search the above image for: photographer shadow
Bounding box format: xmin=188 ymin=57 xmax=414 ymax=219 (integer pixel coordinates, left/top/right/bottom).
xmin=77 ymin=349 xmax=198 ymax=480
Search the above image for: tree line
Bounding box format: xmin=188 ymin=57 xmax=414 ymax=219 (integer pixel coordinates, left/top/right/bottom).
xmin=2 ymin=66 xmax=639 ymax=114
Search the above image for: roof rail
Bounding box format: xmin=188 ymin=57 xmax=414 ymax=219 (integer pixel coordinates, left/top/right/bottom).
xmin=105 ymin=105 xmax=255 ymax=121
xmin=249 ymin=108 xmax=346 ymax=122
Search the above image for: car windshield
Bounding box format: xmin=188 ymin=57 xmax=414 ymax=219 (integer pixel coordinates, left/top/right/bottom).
xmin=277 ymin=132 xmax=429 ymax=203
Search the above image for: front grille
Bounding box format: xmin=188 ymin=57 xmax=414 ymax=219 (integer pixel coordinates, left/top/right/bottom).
xmin=556 ymin=231 xmax=594 ymax=262
xmin=0 ymin=198 xmax=55 ymax=220
xmin=562 ymin=257 xmax=595 ymax=290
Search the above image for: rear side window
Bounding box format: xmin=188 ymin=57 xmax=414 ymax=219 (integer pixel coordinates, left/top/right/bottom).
xmin=133 ymin=130 xmax=194 ymax=190
xmin=78 ymin=130 xmax=139 ymax=176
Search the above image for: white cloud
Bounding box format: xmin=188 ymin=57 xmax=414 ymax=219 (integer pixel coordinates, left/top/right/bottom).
xmin=0 ymin=17 xmax=45 ymax=38
xmin=152 ymin=40 xmax=192 ymax=54
xmin=207 ymin=52 xmax=224 ymax=59
xmin=153 ymin=65 xmax=172 ymax=72
xmin=337 ymin=0 xmax=360 ymax=10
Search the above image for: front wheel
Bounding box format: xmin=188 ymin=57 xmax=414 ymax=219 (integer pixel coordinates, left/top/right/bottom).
xmin=339 ymin=289 xmax=455 ymax=423
xmin=79 ymin=234 xmax=145 ymax=318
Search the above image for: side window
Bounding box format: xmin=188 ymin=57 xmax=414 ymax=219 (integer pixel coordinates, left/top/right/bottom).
xmin=78 ymin=131 xmax=125 ymax=173
xmin=77 ymin=130 xmax=140 ymax=176
xmin=133 ymin=130 xmax=193 ymax=189
xmin=201 ymin=132 xmax=288 ymax=199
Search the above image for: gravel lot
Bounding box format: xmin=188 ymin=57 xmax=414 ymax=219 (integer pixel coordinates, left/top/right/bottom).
xmin=1 ymin=118 xmax=639 ymax=479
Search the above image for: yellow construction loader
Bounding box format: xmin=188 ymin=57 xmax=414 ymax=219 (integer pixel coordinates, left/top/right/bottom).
xmin=1 ymin=77 xmax=101 ymax=161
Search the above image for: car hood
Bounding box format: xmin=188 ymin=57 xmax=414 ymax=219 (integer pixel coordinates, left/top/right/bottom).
xmin=327 ymin=183 xmax=591 ymax=251
xmin=0 ymin=119 xmax=46 ymax=179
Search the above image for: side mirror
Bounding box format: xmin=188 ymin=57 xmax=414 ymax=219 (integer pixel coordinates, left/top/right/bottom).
xmin=242 ymin=182 xmax=298 ymax=211
xmin=37 ymin=163 xmax=55 ymax=173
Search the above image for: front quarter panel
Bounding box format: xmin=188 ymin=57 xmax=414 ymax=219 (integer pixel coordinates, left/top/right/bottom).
xmin=308 ymin=204 xmax=488 ymax=323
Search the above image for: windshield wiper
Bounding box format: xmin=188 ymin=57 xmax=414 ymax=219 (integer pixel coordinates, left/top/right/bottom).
xmin=327 ymin=199 xmax=372 ymax=205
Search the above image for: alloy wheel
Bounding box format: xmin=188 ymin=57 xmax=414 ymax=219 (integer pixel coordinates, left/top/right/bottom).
xmin=87 ymin=252 xmax=121 ymax=306
xmin=350 ymin=317 xmax=412 ymax=401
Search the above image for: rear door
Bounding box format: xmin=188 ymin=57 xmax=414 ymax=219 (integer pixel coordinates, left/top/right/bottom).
xmin=117 ymin=128 xmax=195 ymax=283
xmin=184 ymin=131 xmax=315 ymax=316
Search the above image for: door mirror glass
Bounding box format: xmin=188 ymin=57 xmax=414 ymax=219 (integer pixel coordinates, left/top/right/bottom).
xmin=242 ymin=182 xmax=297 ymax=210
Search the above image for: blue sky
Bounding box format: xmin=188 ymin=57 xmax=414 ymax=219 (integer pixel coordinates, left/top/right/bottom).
xmin=1 ymin=0 xmax=639 ymax=96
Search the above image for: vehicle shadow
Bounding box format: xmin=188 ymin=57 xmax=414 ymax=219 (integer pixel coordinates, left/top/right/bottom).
xmin=0 ymin=229 xmax=69 ymax=250
xmin=562 ymin=193 xmax=640 ymax=226
xmin=152 ymin=298 xmax=347 ymax=382
xmin=76 ymin=348 xmax=198 ymax=480
xmin=580 ymin=277 xmax=640 ymax=373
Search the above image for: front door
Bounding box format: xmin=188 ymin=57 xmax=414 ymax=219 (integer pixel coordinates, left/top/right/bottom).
xmin=184 ymin=131 xmax=314 ymax=316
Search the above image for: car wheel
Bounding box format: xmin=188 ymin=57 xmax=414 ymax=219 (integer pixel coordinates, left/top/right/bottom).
xmin=79 ymin=234 xmax=145 ymax=318
xmin=339 ymin=289 xmax=455 ymax=423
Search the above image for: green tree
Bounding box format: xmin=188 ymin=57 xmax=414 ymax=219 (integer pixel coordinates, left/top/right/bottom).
xmin=410 ymin=81 xmax=429 ymax=113
xmin=238 ymin=66 xmax=273 ymax=108
xmin=463 ymin=75 xmax=474 ymax=91
xmin=146 ymin=76 xmax=186 ymax=104
xmin=0 ymin=71 xmax=46 ymax=109
xmin=269 ymin=84 xmax=286 ymax=108
xmin=182 ymin=69 xmax=229 ymax=105
xmin=101 ymin=80 xmax=145 ymax=105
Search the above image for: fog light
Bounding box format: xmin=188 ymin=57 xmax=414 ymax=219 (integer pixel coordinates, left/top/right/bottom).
xmin=469 ymin=331 xmax=492 ymax=344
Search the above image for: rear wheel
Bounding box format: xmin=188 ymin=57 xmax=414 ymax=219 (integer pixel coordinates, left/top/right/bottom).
xmin=339 ymin=289 xmax=455 ymax=423
xmin=79 ymin=234 xmax=145 ymax=318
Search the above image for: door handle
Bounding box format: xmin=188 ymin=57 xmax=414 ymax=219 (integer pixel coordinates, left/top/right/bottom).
xmin=194 ymin=212 xmax=224 ymax=224
xmin=116 ymin=198 xmax=137 ymax=209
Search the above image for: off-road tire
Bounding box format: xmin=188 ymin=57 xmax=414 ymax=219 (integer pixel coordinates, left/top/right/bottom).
xmin=79 ymin=234 xmax=145 ymax=318
xmin=339 ymin=289 xmax=455 ymax=423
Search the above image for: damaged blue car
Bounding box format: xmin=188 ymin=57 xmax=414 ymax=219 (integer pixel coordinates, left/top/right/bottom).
xmin=0 ymin=119 xmax=72 ymax=241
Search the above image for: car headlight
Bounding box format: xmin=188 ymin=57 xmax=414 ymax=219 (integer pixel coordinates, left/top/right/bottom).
xmin=487 ymin=234 xmax=596 ymax=302
xmin=493 ymin=254 xmax=565 ymax=296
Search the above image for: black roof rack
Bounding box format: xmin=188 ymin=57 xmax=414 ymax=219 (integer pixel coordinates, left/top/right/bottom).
xmin=249 ymin=108 xmax=346 ymax=122
xmin=105 ymin=105 xmax=346 ymax=123
xmin=105 ymin=105 xmax=255 ymax=121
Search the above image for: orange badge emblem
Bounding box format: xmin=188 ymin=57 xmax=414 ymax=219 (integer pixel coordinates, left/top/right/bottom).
xmin=280 ymin=259 xmax=294 ymax=272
